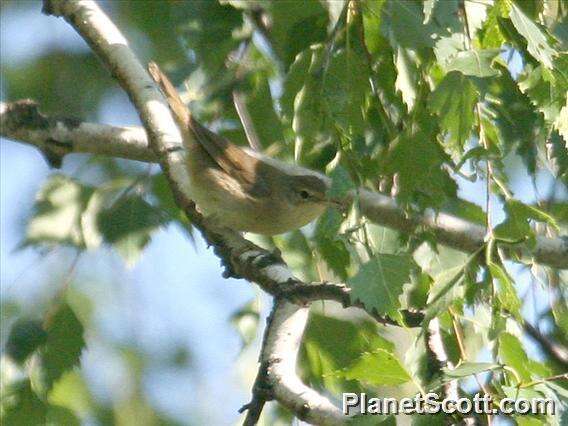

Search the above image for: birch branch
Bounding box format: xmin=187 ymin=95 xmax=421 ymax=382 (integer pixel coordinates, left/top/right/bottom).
xmin=2 ymin=99 xmax=567 ymax=270
xmin=39 ymin=1 xmax=349 ymax=424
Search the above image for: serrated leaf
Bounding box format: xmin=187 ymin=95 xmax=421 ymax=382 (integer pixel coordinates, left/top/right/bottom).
xmin=267 ymin=0 xmax=329 ymax=68
xmin=2 ymin=380 xmax=47 ymax=424
xmin=282 ymin=48 xmax=313 ymax=119
xmin=442 ymin=362 xmax=500 ymax=378
xmin=292 ymin=47 xmax=329 ymax=158
xmin=316 ymin=237 xmax=351 ymax=280
xmin=48 ymin=370 xmax=93 ymax=418
xmin=25 ymin=175 xmax=94 ymax=248
xmin=40 ymin=304 xmax=85 ymax=391
xmin=301 ymin=313 xmax=395 ymax=394
xmin=546 ymin=130 xmax=568 ymax=180
xmin=337 ymin=349 xmax=411 ymax=386
xmin=383 ymin=0 xmax=435 ymax=48
xmin=348 ymin=254 xmax=415 ymax=320
xmin=5 ymin=319 xmax=47 ymax=365
xmin=442 ymin=198 xmax=486 ymax=226
xmin=426 ymin=264 xmax=465 ymax=306
xmin=479 ymin=1 xmax=508 ymax=48
xmin=239 ymin=51 xmax=284 ymax=149
xmin=555 ymin=102 xmax=568 ymax=141
xmin=429 ymin=71 xmax=478 ymax=151
xmin=489 ymin=262 xmax=521 ymax=319
xmin=509 ymin=3 xmax=556 ymax=69
xmin=383 ymin=124 xmax=457 ymax=208
xmin=326 ymin=165 xmax=356 ymax=201
xmin=362 ymin=0 xmax=386 ymax=55
xmin=494 ymin=199 xmax=559 ymax=245
xmin=518 ymin=64 xmax=565 ymax=126
xmin=446 ymin=49 xmax=500 ymax=77
xmin=484 ymin=62 xmax=542 ymax=172
xmin=395 ymin=46 xmax=419 ymax=110
xmin=177 ymin=1 xmax=244 ymax=73
xmin=315 ymin=208 xmax=344 ymax=241
xmin=323 ymin=48 xmax=369 ymax=134
xmin=84 ymin=188 xmax=168 ymax=267
xmin=499 ymin=332 xmax=532 ymax=382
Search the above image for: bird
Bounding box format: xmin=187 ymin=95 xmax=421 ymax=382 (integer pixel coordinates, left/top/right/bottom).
xmin=148 ymin=62 xmax=335 ymax=235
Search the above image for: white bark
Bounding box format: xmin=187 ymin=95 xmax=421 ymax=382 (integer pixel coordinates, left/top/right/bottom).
xmin=2 ymin=100 xmax=566 ymax=270
xmin=40 ymin=1 xmax=345 ymax=424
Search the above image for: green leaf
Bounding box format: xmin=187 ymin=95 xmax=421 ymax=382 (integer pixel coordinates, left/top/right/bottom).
xmin=83 ymin=183 xmax=169 ymax=266
xmin=3 ymin=52 xmax=111 ymax=118
xmin=362 ymin=0 xmax=387 ymax=55
xmin=46 ymin=405 xmax=81 ymax=426
xmin=239 ymin=49 xmax=285 ymax=149
xmin=316 ymin=236 xmax=351 ymax=280
xmin=230 ymin=299 xmax=260 ymax=351
xmin=282 ymin=48 xmax=313 ymax=120
xmin=5 ymin=319 xmax=47 ymax=365
xmin=292 ymin=47 xmax=329 ymax=158
xmin=337 ymin=349 xmax=412 ymax=386
xmin=383 ymin=0 xmax=435 ymax=48
xmin=348 ymin=254 xmax=416 ymax=320
xmin=267 ymin=0 xmax=329 ymax=68
xmin=509 ymin=3 xmax=556 ymax=69
xmin=48 ymin=371 xmax=93 ymax=419
xmin=315 ymin=208 xmax=344 ymax=241
xmin=383 ymin=124 xmax=457 ymax=208
xmin=499 ymin=332 xmax=532 ymax=382
xmin=98 ymin=196 xmax=167 ymax=266
xmin=411 ymin=413 xmax=446 ymax=425
xmin=483 ymin=64 xmax=541 ymax=174
xmin=489 ymin=262 xmax=521 ymax=319
xmin=425 ymin=265 xmax=465 ymax=312
xmin=151 ymin=174 xmax=190 ymax=228
xmin=2 ymin=380 xmax=47 ymax=425
xmin=446 ymin=49 xmax=500 ymax=77
xmin=494 ymin=199 xmax=559 ymax=245
xmin=441 ymin=198 xmax=486 ymax=226
xmin=40 ymin=304 xmax=85 ymax=391
xmin=177 ymin=1 xmax=244 ymax=73
xmin=546 ymin=130 xmax=568 ymax=180
xmin=323 ymin=48 xmax=369 ymax=135
xmin=326 ymin=165 xmax=356 ymax=201
xmin=413 ymin=243 xmax=470 ymax=278
xmin=442 ymin=362 xmax=500 ymax=378
xmin=429 ymin=71 xmax=478 ymax=151
xmin=24 ymin=175 xmax=94 ymax=248
xmin=518 ymin=64 xmax=565 ymax=126
xmin=555 ymin=101 xmax=568 ymax=142
xmin=301 ymin=313 xmax=394 ymax=393
xmin=478 ymin=1 xmax=507 ymax=48
xmin=394 ymin=46 xmax=419 ymax=110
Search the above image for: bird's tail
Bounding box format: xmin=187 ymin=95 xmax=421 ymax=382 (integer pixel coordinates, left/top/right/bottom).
xmin=148 ymin=61 xmax=191 ymax=129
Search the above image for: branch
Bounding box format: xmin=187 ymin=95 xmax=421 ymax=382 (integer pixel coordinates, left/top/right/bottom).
xmin=524 ymin=321 xmax=568 ymax=370
xmin=39 ymin=1 xmax=350 ymax=424
xmin=0 ymin=100 xmax=155 ymax=165
xmin=2 ymin=100 xmax=567 ymax=270
xmin=241 ymin=300 xmax=346 ymax=426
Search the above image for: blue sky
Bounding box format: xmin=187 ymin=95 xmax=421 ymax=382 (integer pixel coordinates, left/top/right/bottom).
xmin=1 ymin=2 xmax=261 ymax=423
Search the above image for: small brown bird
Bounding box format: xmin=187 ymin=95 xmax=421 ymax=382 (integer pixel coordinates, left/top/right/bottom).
xmin=148 ymin=62 xmax=332 ymax=235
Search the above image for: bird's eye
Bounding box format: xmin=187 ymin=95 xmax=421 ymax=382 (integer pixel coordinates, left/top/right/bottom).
xmin=299 ymin=190 xmax=310 ymax=200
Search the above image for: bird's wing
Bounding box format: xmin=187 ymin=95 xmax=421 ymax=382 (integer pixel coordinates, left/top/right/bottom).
xmin=148 ymin=61 xmax=271 ymax=198
xmin=187 ymin=117 xmax=271 ymax=197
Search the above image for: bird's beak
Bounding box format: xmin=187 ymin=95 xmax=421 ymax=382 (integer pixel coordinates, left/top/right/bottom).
xmin=325 ymin=195 xmax=349 ymax=209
